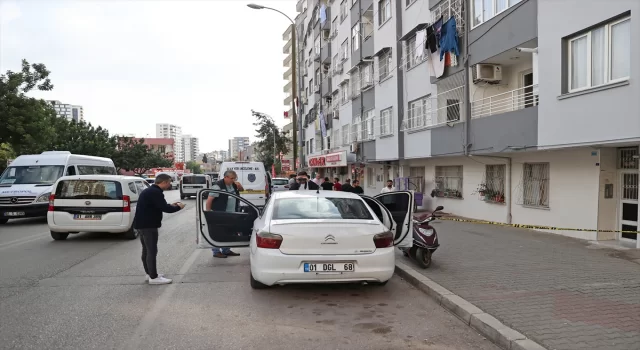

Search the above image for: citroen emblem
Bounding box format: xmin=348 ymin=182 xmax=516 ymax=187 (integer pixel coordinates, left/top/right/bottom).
xmin=324 ymin=234 xmax=335 ymax=242
xmin=10 ymin=197 xmax=18 ymax=204
xmin=85 ymin=201 xmax=91 ymax=205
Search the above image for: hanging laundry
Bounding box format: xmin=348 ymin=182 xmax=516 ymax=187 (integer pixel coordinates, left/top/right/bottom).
xmin=320 ymin=4 xmax=327 ymax=24
xmin=426 ymin=25 xmax=437 ymax=53
xmin=432 ymin=50 xmax=445 ymax=78
xmin=433 ymin=16 xmax=444 ymax=46
xmin=444 ymin=52 xmax=451 ymax=67
xmin=415 ymin=29 xmax=426 ymax=60
xmin=439 ymin=17 xmax=460 ymax=61
xmin=319 ymin=111 xmax=327 ymax=138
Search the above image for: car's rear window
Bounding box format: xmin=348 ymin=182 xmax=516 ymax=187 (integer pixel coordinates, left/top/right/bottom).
xmin=182 ymin=176 xmax=206 ymax=184
xmin=272 ymin=197 xmax=374 ymax=220
xmin=55 ymin=180 xmax=123 ymax=200
xmin=272 ymin=179 xmax=288 ymax=185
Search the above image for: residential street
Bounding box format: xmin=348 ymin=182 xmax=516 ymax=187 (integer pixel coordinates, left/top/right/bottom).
xmin=405 ymin=219 xmax=640 ymax=350
xmin=0 ymin=190 xmax=497 ymax=350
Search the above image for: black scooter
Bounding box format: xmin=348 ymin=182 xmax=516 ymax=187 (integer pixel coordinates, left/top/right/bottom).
xmin=399 ymin=205 xmax=443 ymax=268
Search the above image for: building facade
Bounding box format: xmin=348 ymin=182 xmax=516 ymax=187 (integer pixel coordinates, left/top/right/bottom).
xmin=228 ymin=137 xmax=251 ymax=161
xmin=156 ymin=123 xmax=184 ymax=162
xmin=48 ymin=100 xmax=84 ymax=122
xmin=181 ymin=135 xmax=200 ymax=163
xmin=293 ymin=0 xmax=637 ymax=246
xmin=283 ymin=24 xmax=296 ymax=121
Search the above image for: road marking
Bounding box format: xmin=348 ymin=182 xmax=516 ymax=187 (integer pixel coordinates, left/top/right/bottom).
xmin=122 ymin=248 xmax=203 ymax=350
xmin=0 ymin=232 xmax=49 ymax=250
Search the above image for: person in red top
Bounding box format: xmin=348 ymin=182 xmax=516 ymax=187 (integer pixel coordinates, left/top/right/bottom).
xmin=333 ymin=178 xmax=342 ymax=191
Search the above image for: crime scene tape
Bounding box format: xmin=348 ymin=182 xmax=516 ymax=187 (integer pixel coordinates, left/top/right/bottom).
xmin=434 ymin=216 xmax=639 ymax=236
xmin=239 ymin=190 xmax=265 ymax=194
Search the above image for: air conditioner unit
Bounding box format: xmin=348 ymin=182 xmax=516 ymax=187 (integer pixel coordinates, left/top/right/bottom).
xmin=349 ymin=142 xmax=357 ymax=153
xmin=475 ymin=64 xmax=502 ymax=82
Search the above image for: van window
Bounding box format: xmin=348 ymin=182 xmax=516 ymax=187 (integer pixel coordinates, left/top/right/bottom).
xmin=272 ymin=179 xmax=288 ymax=186
xmin=66 ymin=166 xmax=76 ymax=176
xmin=77 ymin=166 xmax=117 ymax=175
xmin=54 ymin=180 xmax=123 ymax=200
xmin=128 ymin=182 xmax=137 ymax=193
xmin=0 ymin=166 xmax=64 ymax=185
xmin=182 ymin=176 xmax=206 ymax=184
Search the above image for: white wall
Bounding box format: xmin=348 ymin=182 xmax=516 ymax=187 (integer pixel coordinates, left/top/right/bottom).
xmin=469 ymin=59 xmax=533 ymax=104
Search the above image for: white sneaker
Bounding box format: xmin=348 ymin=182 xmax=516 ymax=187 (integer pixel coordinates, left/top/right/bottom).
xmin=145 ymin=274 xmax=164 ymax=281
xmin=148 ymin=276 xmax=172 ymax=285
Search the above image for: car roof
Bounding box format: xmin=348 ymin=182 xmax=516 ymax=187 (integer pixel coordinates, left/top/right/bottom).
xmin=273 ymin=177 xmax=288 ymax=180
xmin=270 ymin=190 xmax=362 ymax=200
xmin=57 ymin=175 xmax=143 ymax=182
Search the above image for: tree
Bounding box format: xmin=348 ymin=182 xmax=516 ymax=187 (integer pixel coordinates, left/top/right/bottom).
xmin=35 ymin=118 xmax=118 ymax=157
xmin=0 ymin=143 xmax=16 ymax=173
xmin=186 ymin=161 xmax=202 ymax=174
xmin=202 ymin=154 xmax=208 ymax=163
xmin=252 ymin=110 xmax=291 ymax=170
xmin=112 ymin=137 xmax=172 ymax=175
xmin=0 ymin=59 xmax=57 ymax=154
xmin=138 ymin=151 xmax=173 ymax=175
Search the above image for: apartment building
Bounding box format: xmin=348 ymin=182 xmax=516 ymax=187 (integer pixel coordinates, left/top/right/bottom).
xmin=48 ymin=100 xmax=84 ymax=122
xmin=181 ymin=135 xmax=200 ymax=163
xmin=283 ymin=25 xmax=296 ymax=120
xmin=228 ymin=137 xmax=251 ymax=161
xmin=294 ymin=0 xmax=637 ymax=246
xmin=156 ymin=123 xmax=184 ymax=162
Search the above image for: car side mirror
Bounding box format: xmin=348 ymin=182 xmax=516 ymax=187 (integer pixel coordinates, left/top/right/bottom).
xmin=435 ymin=205 xmax=444 ymax=211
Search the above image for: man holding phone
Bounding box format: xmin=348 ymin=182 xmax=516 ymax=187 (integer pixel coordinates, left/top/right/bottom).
xmin=288 ymin=171 xmax=319 ymax=190
xmin=134 ymin=173 xmax=185 ymax=285
xmin=206 ymin=170 xmax=244 ymax=258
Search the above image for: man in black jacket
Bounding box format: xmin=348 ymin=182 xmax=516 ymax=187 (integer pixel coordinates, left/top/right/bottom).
xmin=134 ymin=174 xmax=184 ymax=285
xmin=288 ymin=171 xmax=319 ymax=190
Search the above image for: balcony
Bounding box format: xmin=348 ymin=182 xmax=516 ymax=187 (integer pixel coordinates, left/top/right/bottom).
xmin=283 ymin=54 xmax=292 ymax=67
xmin=401 ymin=86 xmax=464 ymax=132
xmin=283 ymin=66 xmax=292 ymax=80
xmin=321 ymin=7 xmax=331 ymax=30
xmin=296 ymin=0 xmax=305 ymax=12
xmin=321 ymin=77 xmax=332 ymax=98
xmin=283 ymin=38 xmax=292 ymax=54
xmin=283 ymin=81 xmax=292 ymax=93
xmin=471 ymin=84 xmax=538 ymax=119
xmin=430 ymin=0 xmax=464 ymax=37
xmin=321 ymin=44 xmax=331 ymax=64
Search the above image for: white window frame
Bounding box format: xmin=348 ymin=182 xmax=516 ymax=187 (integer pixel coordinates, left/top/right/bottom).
xmin=406 ymin=96 xmax=431 ymax=130
xmin=567 ymin=16 xmax=631 ymax=93
xmin=342 ymin=124 xmax=350 ymax=144
xmin=380 ymin=107 xmax=392 ymax=136
xmin=378 ymin=50 xmax=392 ymax=81
xmin=340 ymin=39 xmax=349 ymax=61
xmin=435 ymin=166 xmax=463 ymax=199
xmin=378 ymin=0 xmax=391 ymax=25
xmin=472 ymin=0 xmax=522 ymax=29
xmin=340 ymin=0 xmax=348 ymax=23
xmin=361 ymin=63 xmax=373 ymax=89
xmin=340 ymin=82 xmax=350 ymax=104
xmin=364 ymin=109 xmax=375 ymax=139
xmin=352 ymin=22 xmax=360 ymax=52
xmin=404 ymin=35 xmax=425 ymax=70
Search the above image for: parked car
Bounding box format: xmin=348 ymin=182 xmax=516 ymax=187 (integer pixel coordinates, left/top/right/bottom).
xmin=47 ymin=175 xmax=148 ymax=241
xmin=271 ymin=177 xmax=290 ymax=191
xmin=180 ymin=174 xmax=211 ymax=199
xmin=195 ymin=189 xmax=414 ymax=289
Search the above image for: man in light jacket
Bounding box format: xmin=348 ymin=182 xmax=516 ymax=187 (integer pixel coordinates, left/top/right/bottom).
xmin=380 ymin=179 xmax=396 ymax=193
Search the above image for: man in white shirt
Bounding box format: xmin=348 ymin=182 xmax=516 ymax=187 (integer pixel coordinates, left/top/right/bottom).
xmin=380 ymin=179 xmax=396 ymax=193
xmin=312 ymin=173 xmax=323 ymax=186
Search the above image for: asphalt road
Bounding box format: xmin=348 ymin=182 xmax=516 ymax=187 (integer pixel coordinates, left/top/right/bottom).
xmin=0 ymin=190 xmax=498 ymax=350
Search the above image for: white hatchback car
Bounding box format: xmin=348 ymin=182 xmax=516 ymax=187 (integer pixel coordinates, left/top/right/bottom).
xmin=270 ymin=177 xmax=290 ymax=192
xmin=196 ymin=189 xmax=414 ymax=289
xmin=47 ymin=175 xmax=149 ymax=241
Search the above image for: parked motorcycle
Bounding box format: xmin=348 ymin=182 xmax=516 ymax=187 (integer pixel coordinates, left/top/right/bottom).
xmin=400 ymin=205 xmax=443 ymax=268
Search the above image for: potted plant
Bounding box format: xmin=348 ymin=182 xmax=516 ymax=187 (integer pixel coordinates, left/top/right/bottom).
xmin=477 ymin=183 xmax=488 ymax=196
xmin=484 ymin=189 xmax=494 ymax=201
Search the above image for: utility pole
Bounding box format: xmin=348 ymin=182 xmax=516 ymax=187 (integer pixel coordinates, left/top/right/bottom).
xmin=291 ymin=23 xmax=299 ymax=172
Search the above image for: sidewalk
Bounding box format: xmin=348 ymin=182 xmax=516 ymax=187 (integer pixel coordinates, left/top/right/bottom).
xmin=401 ymin=219 xmax=640 ymax=350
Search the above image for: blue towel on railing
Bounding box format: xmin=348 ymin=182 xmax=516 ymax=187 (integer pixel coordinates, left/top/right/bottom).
xmin=439 ymin=17 xmax=460 ymax=61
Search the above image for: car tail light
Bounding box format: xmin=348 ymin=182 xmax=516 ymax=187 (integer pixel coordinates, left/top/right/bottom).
xmin=48 ymin=194 xmax=55 ymax=212
xmin=122 ymin=195 xmax=131 ymax=212
xmin=373 ymin=231 xmax=394 ymax=248
xmin=256 ymin=232 xmax=283 ymax=249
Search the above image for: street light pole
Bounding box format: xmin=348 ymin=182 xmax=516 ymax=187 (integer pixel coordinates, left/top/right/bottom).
xmin=247 ymin=3 xmax=299 ymax=172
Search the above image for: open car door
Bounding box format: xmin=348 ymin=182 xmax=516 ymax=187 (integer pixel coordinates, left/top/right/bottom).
xmin=361 ymin=195 xmax=396 ymax=234
xmin=196 ymin=189 xmax=261 ymax=249
xmin=373 ymin=191 xmax=414 ymax=248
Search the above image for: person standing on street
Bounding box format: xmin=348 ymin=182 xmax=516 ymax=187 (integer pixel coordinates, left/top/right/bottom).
xmin=341 ymin=179 xmax=353 ymax=193
xmin=312 ymin=173 xmax=323 ymax=186
xmin=321 ymin=177 xmax=334 ymax=190
xmin=351 ymin=180 xmax=364 ymax=194
xmin=333 ymin=178 xmax=342 ymax=191
xmin=289 ymin=171 xmax=320 ymax=190
xmin=206 ymin=170 xmax=244 ymax=258
xmin=135 ymin=173 xmax=185 ymax=285
xmin=381 ymin=179 xmax=396 ymax=193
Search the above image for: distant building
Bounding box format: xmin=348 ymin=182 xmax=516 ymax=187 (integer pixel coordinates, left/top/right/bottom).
xmin=229 ymin=137 xmax=250 ymax=160
xmin=126 ymin=137 xmax=175 ymax=162
xmin=156 ymin=123 xmax=183 ymax=162
xmin=48 ymin=100 xmax=84 ymax=122
xmin=181 ymin=135 xmax=200 ymax=162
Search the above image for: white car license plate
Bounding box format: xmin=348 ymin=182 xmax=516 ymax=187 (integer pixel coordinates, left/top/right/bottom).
xmin=304 ymin=262 xmax=355 ymax=273
xmin=4 ymin=212 xmax=25 ymax=217
xmin=73 ymin=214 xmax=102 ymax=220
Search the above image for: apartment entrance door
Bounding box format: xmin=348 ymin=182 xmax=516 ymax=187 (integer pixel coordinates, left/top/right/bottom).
xmin=618 ymin=147 xmax=639 ymax=242
xmin=523 ymin=72 xmax=535 ymax=108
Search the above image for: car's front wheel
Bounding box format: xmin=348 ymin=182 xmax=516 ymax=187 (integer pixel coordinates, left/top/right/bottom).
xmin=250 ymin=272 xmax=268 ymax=289
xmin=51 ymin=231 xmax=69 ymax=240
xmin=123 ymin=227 xmax=138 ymax=240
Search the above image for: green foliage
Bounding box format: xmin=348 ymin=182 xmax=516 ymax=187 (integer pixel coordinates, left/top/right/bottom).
xmin=252 ymin=110 xmax=290 ymax=170
xmin=113 ymin=137 xmax=173 ymax=175
xmin=186 ymin=161 xmax=202 ymax=174
xmin=0 ymin=143 xmax=16 ymax=173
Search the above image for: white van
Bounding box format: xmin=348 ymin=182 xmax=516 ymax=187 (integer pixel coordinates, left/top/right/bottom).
xmin=0 ymin=151 xmax=116 ymax=224
xmin=219 ymin=161 xmax=269 ymax=207
xmin=47 ymin=175 xmax=146 ymax=240
xmin=180 ymin=174 xmax=211 ymax=199
xmin=155 ymin=172 xmax=179 ymax=190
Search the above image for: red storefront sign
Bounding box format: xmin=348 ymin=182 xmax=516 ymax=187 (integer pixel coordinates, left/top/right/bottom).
xmin=306 ymin=151 xmax=347 ymax=168
xmin=281 ymin=160 xmax=291 ymax=171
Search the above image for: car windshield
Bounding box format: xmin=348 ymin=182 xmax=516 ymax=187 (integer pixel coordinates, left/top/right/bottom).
xmin=54 ymin=180 xmax=122 ymax=199
xmin=0 ymin=165 xmax=65 ymax=185
xmin=182 ymin=176 xmax=206 ymax=184
xmin=272 ymin=197 xmax=374 ymax=220
xmin=272 ymin=179 xmax=288 ymax=185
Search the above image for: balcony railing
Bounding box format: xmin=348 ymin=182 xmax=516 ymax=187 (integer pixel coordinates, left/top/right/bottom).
xmin=401 ymin=86 xmax=464 ymax=132
xmin=471 ymin=84 xmax=539 ymax=119
xmin=431 ymin=0 xmax=464 ymax=37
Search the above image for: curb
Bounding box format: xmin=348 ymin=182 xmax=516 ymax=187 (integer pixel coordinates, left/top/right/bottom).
xmin=395 ymin=262 xmax=547 ymax=350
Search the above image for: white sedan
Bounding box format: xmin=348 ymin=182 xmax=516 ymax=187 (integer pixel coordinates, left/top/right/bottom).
xmin=196 ymin=189 xmax=414 ymax=289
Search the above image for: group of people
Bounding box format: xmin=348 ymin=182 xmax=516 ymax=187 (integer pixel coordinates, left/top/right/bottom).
xmin=287 ymin=171 xmax=365 ymax=193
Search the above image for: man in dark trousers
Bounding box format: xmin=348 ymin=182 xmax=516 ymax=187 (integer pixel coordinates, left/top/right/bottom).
xmin=206 ymin=170 xmax=244 ymax=258
xmin=135 ymin=173 xmax=185 ymax=285
xmin=288 ymin=171 xmax=320 ymax=190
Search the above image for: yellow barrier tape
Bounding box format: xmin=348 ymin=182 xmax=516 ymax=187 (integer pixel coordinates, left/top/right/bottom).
xmin=435 ymin=216 xmax=639 ymax=235
xmin=239 ymin=190 xmax=265 ymax=194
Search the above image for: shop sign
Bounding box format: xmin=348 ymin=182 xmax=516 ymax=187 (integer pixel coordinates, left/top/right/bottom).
xmin=307 ymin=151 xmax=347 ymax=168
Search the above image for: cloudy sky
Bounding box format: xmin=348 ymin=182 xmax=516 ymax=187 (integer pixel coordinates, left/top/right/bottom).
xmin=0 ymin=0 xmax=297 ymax=152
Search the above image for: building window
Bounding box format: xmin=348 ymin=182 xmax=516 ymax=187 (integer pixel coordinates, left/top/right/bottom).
xmin=378 ymin=0 xmax=391 ymax=24
xmin=340 ymin=39 xmax=349 ymax=61
xmin=568 ymin=16 xmax=630 ymax=92
xmin=378 ymin=50 xmax=392 ymax=80
xmin=472 ymin=0 xmax=522 ymax=27
xmin=363 ymin=109 xmax=375 ymax=140
xmin=481 ymin=164 xmax=506 ymax=203
xmin=340 ymin=0 xmax=348 ymax=22
xmin=380 ymin=107 xmax=392 ymax=136
xmin=367 ymin=167 xmax=376 ymax=188
xmin=405 ymin=0 xmax=416 ymax=7
xmin=522 ymin=163 xmax=549 ymax=208
xmin=361 ymin=64 xmax=373 ymax=89
xmin=350 ymin=74 xmax=360 ymax=98
xmin=340 ymin=82 xmax=350 ymax=103
xmin=406 ymin=96 xmax=431 ymax=129
xmin=435 ymin=166 xmax=463 ymax=198
xmin=404 ymin=35 xmax=425 ymax=70
xmin=342 ymin=124 xmax=350 ymax=144
xmin=352 ymin=23 xmax=360 ymax=52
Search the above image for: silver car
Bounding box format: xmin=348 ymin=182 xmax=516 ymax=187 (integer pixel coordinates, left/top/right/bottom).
xmin=271 ymin=177 xmax=290 ymax=191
